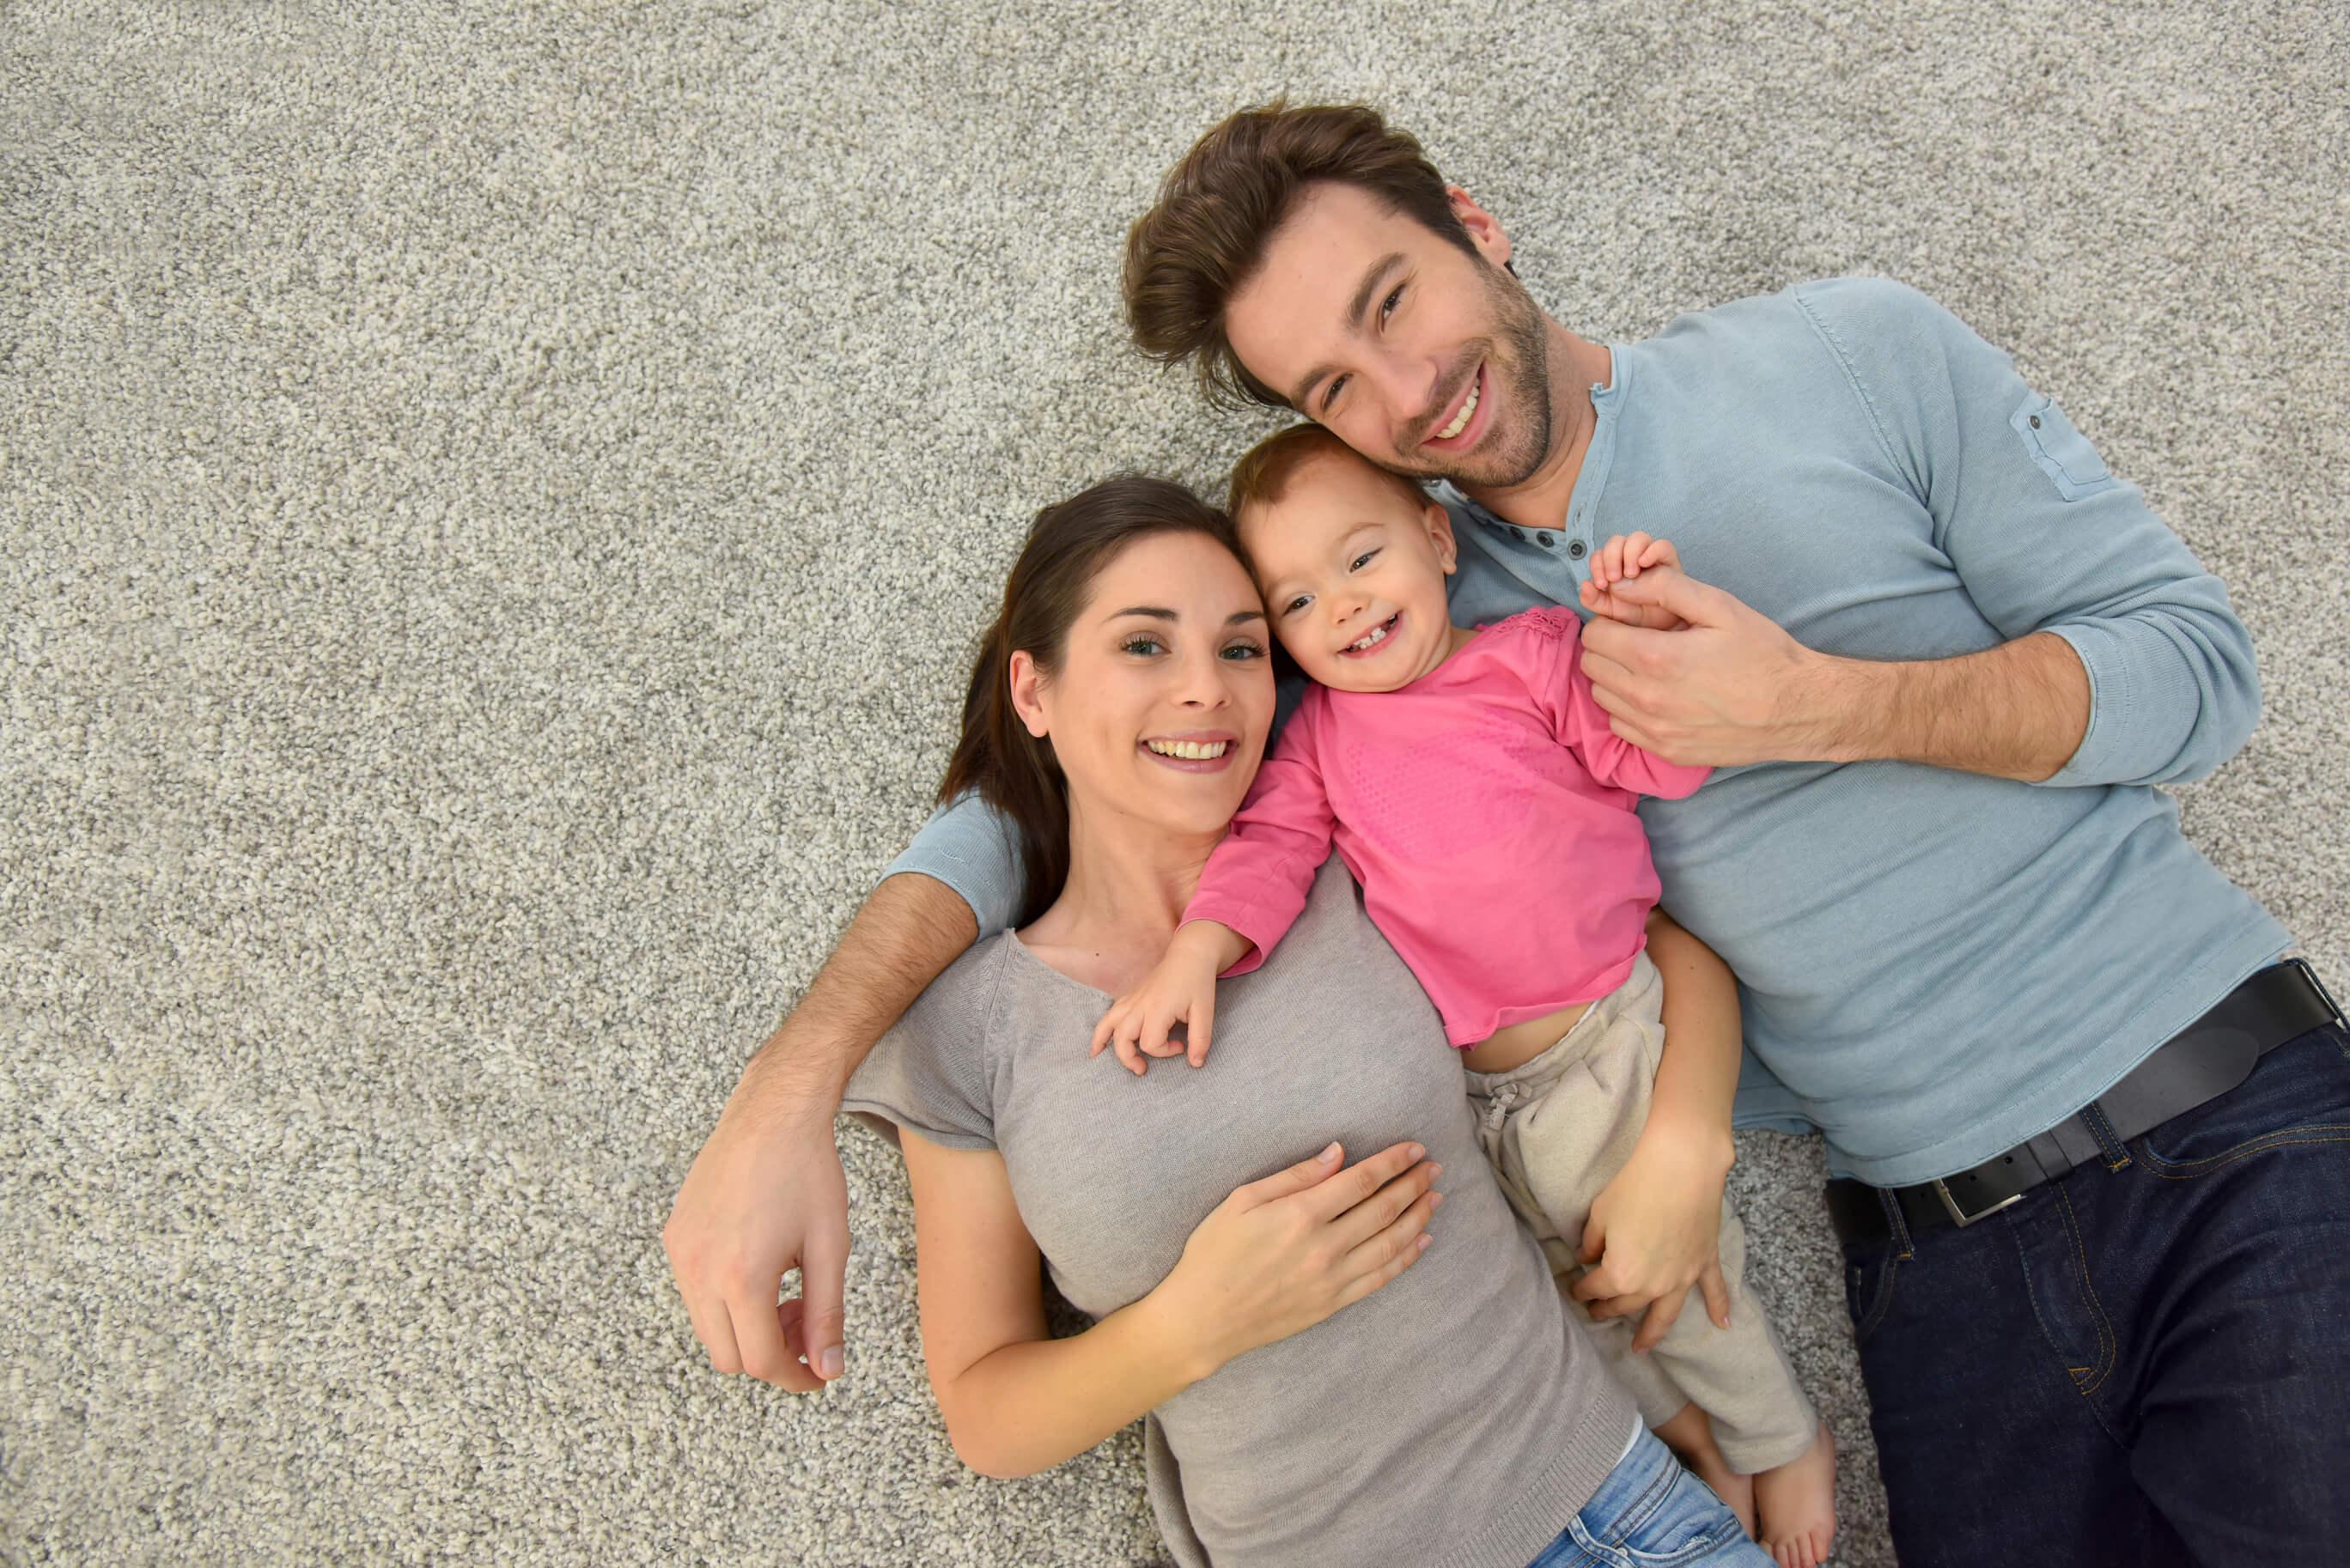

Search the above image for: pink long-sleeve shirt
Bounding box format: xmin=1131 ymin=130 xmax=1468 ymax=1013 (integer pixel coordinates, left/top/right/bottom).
xmin=1186 ymin=607 xmax=1711 ymax=1047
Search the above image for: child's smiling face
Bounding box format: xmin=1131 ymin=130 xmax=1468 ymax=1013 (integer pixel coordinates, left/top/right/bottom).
xmin=1238 ymin=448 xmax=1462 ymax=694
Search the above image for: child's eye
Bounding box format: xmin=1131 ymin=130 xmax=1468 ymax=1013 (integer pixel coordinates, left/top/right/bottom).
xmin=1122 ymin=637 xmax=1166 ymax=657
xmin=1349 ymin=550 xmax=1379 ymax=572
xmin=1282 ymin=594 xmax=1311 ymax=616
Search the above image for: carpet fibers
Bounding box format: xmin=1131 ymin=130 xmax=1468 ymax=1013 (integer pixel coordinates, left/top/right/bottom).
xmin=3 ymin=3 xmax=2345 ymax=1564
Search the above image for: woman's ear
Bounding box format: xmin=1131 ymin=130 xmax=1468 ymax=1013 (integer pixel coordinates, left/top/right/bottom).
xmin=1422 ymin=500 xmax=1460 ymax=576
xmin=1008 ymin=649 xmax=1050 ymax=738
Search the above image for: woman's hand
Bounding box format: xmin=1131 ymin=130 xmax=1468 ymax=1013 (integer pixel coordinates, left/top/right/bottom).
xmin=1148 ymin=1140 xmax=1442 ymax=1378
xmin=1569 ymin=1120 xmax=1734 ymax=1352
xmin=1090 ymin=921 xmax=1251 ymax=1073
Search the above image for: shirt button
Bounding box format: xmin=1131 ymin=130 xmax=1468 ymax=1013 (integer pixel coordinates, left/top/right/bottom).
xmin=1567 ymin=538 xmax=1587 ymax=559
xmin=1509 ymin=526 xmax=1527 ymax=542
xmin=2030 ymin=415 xmax=2043 ymax=428
xmin=1536 ymin=532 xmax=1554 ymax=548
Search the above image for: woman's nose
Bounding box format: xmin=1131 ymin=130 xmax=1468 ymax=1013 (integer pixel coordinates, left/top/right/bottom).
xmin=1172 ymin=649 xmax=1231 ymax=707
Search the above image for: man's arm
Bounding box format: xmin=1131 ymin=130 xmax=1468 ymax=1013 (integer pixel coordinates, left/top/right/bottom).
xmin=665 ymin=869 xmax=976 ymax=1389
xmin=1581 ymin=278 xmax=2259 ymax=786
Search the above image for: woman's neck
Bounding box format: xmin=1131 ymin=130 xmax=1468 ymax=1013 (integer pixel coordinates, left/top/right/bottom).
xmin=1022 ymin=800 xmax=1223 ymax=963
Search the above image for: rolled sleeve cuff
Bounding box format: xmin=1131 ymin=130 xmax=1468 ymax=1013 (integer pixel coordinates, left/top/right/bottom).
xmin=2041 ymin=621 xmax=2137 ymax=787
xmin=881 ymin=798 xmax=1026 ymax=936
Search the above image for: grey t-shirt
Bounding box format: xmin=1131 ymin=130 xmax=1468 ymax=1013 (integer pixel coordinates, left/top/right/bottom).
xmin=844 ymin=860 xmax=1636 ymax=1568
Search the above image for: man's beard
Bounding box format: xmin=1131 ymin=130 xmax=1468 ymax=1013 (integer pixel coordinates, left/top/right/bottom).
xmin=1391 ymin=261 xmax=1556 ymax=491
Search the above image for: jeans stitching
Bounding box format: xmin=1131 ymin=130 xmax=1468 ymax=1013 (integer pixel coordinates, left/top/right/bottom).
xmin=2053 ymin=1186 xmax=2119 ymax=1395
xmin=1854 ymin=1253 xmax=1900 ymax=1344
xmin=2135 ymin=1125 xmax=2350 ymax=1180
xmin=2081 ymin=1103 xmax=2133 ymax=1170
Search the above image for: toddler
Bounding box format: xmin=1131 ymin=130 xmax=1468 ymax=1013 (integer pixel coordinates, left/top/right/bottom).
xmin=1091 ymin=426 xmax=1836 ymax=1568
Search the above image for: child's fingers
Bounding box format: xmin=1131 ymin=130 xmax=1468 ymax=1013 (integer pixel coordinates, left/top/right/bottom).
xmin=1186 ymin=994 xmax=1216 ymax=1067
xmin=1637 ymin=535 xmax=1677 ymax=571
xmin=1089 ymin=1006 xmax=1122 ymax=1058
xmin=1619 ymin=532 xmax=1653 ymax=577
xmin=1114 ymin=1013 xmax=1148 ymax=1076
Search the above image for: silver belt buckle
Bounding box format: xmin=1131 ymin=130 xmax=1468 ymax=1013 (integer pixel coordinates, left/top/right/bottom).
xmin=1932 ymin=1177 xmax=2024 ymax=1230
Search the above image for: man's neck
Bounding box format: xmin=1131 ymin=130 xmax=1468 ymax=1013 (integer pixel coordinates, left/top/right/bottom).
xmin=1460 ymin=323 xmax=1614 ymax=533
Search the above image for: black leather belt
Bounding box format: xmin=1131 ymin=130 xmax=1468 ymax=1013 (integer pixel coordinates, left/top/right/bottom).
xmin=1828 ymin=959 xmax=2343 ymax=1244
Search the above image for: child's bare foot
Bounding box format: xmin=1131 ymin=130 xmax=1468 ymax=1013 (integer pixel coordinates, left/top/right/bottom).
xmin=1653 ymin=1404 xmax=1756 ymax=1536
xmin=1754 ymin=1422 xmax=1837 ymax=1568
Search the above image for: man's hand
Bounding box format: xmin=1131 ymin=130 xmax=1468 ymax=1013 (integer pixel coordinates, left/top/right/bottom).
xmin=1579 ymin=532 xmax=1687 ymax=629
xmin=666 ymin=1061 xmax=852 ymax=1390
xmin=1577 ymin=567 xmax=1847 ymax=767
xmin=1571 ymin=1121 xmax=1733 ymax=1352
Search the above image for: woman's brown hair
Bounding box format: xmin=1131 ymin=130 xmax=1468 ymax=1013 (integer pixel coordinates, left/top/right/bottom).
xmin=939 ymin=477 xmax=1245 ymax=927
xmin=1123 ymin=100 xmax=1478 ymax=410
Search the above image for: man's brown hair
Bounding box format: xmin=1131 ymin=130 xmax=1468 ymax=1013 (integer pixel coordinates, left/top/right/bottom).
xmin=1123 ymin=101 xmax=1477 ymax=410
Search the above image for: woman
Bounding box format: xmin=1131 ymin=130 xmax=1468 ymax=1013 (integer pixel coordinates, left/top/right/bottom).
xmin=843 ymin=477 xmax=1769 ymax=1567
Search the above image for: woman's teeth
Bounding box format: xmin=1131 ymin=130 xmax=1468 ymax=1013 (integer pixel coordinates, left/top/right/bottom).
xmin=1146 ymin=739 xmax=1229 ymax=760
xmin=1434 ymin=372 xmax=1480 ymax=441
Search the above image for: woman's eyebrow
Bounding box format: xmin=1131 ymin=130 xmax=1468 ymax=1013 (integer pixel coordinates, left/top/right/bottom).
xmin=1105 ymin=606 xmax=1269 ymax=625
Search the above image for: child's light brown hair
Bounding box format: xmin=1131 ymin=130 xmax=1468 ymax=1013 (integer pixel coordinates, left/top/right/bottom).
xmin=1225 ymin=422 xmax=1433 ymax=533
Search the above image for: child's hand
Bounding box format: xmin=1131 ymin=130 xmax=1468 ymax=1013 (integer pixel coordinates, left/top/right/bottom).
xmin=1569 ymin=1124 xmax=1733 ymax=1352
xmin=1089 ymin=924 xmax=1235 ymax=1074
xmin=1578 ymin=533 xmax=1687 ymax=630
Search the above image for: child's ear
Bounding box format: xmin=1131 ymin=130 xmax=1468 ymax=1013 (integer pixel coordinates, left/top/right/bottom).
xmin=1422 ymin=501 xmax=1459 ymax=575
xmin=1008 ymin=650 xmax=1050 ymax=738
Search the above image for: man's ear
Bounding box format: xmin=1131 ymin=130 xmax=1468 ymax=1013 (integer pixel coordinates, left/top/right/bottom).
xmin=1446 ymin=185 xmax=1513 ymax=271
xmin=1422 ymin=500 xmax=1460 ymax=576
xmin=1008 ymin=649 xmax=1050 ymax=738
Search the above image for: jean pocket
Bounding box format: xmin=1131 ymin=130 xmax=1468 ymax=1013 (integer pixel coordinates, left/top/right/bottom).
xmin=1841 ymin=1242 xmax=1902 ymax=1346
xmin=1567 ymin=1465 xmax=1749 ymax=1567
xmin=2135 ymin=1027 xmax=2350 ymax=1178
xmin=2012 ymin=393 xmax=2121 ymax=501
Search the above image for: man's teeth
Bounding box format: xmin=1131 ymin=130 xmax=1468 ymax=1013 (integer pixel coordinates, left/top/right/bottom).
xmin=1146 ymin=739 xmax=1230 ymax=760
xmin=1348 ymin=620 xmax=1392 ymax=652
xmin=1434 ymin=374 xmax=1480 ymax=441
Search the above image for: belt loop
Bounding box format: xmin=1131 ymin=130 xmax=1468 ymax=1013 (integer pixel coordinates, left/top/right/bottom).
xmin=2079 ymin=1103 xmax=2133 ymax=1171
xmin=1878 ymin=1186 xmax=1915 ymax=1260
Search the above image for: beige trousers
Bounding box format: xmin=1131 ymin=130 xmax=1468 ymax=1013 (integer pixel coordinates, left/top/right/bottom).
xmin=1464 ymin=951 xmax=1817 ymax=1474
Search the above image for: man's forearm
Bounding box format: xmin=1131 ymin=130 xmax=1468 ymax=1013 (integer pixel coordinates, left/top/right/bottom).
xmin=1815 ymin=629 xmax=2090 ymax=783
xmin=746 ymin=871 xmax=979 ymax=1112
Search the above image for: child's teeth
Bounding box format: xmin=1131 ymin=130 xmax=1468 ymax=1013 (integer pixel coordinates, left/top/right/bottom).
xmin=1350 ymin=622 xmax=1391 ymax=652
xmin=1436 ymin=375 xmax=1479 ymax=441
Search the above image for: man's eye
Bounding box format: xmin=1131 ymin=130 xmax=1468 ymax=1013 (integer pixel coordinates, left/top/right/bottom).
xmin=1321 ymin=375 xmax=1348 ymax=412
xmin=1380 ymin=284 xmax=1403 ymax=322
xmin=1349 ymin=550 xmax=1379 ymax=571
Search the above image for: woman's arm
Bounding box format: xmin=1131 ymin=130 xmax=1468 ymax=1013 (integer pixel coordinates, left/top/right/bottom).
xmin=1568 ymin=909 xmax=1740 ymax=1350
xmin=902 ymin=1131 xmax=1441 ymax=1480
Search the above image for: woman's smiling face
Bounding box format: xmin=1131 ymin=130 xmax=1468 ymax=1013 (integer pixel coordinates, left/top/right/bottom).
xmin=1010 ymin=530 xmax=1275 ymax=842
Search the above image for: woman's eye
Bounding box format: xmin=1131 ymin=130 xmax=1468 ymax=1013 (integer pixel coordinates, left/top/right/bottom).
xmin=1221 ymin=642 xmax=1266 ymax=661
xmin=1122 ymin=637 xmax=1165 ymax=657
xmin=1349 ymin=550 xmax=1379 ymax=572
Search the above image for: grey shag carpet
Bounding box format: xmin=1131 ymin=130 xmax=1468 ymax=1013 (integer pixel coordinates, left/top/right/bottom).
xmin=3 ymin=3 xmax=2344 ymax=1564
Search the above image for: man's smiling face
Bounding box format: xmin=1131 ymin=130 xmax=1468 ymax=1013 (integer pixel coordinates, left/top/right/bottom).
xmin=1222 ymin=181 xmax=1556 ymax=489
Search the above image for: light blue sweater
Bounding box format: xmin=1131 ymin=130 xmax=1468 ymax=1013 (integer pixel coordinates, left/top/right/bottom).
xmin=884 ymin=278 xmax=2291 ymax=1185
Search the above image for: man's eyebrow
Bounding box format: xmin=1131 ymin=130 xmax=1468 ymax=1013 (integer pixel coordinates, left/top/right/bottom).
xmin=1288 ymin=251 xmax=1406 ymax=408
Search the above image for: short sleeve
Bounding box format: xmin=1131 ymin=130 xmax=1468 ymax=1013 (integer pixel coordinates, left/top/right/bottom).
xmin=839 ymin=944 xmax=1005 ymax=1152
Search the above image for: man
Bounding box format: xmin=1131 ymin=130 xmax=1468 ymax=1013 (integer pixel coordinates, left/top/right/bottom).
xmin=667 ymin=103 xmax=2347 ymax=1565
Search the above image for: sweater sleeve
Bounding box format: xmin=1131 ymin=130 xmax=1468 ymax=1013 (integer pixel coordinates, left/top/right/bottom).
xmin=1795 ymin=277 xmax=2262 ymax=787
xmin=1182 ymin=698 xmax=1339 ymax=978
xmin=1537 ymin=612 xmax=1712 ymax=799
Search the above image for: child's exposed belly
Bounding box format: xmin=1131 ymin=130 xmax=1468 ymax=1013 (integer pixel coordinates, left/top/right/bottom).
xmin=1459 ymin=998 xmax=1593 ymax=1073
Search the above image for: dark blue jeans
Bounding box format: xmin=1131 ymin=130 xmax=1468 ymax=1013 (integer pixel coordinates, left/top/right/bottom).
xmin=1841 ymin=1018 xmax=2350 ymax=1566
